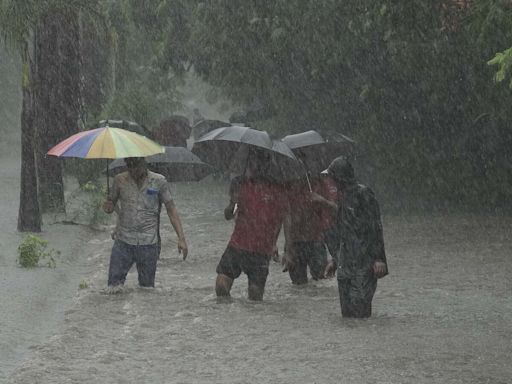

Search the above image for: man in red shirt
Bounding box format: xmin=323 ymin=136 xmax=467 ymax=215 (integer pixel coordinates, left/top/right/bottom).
xmin=282 ymin=173 xmax=338 ymax=284
xmin=216 ymin=150 xmax=290 ymax=301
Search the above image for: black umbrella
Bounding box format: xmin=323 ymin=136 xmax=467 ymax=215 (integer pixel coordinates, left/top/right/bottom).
xmin=108 ymin=146 xmax=214 ymax=182
xmin=282 ymin=130 xmax=355 ymax=173
xmin=192 ymin=125 xmax=302 ymax=181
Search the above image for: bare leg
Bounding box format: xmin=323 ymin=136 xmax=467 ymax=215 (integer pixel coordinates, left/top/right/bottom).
xmin=248 ymin=280 xmax=265 ymax=301
xmin=216 ymin=273 xmax=234 ymax=301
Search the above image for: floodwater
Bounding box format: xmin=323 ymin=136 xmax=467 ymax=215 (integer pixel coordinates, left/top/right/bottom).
xmin=0 ymin=143 xmax=97 ymax=382
xmin=2 ymin=149 xmax=512 ymax=383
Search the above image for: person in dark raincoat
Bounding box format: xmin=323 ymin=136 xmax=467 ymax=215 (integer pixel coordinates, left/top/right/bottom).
xmin=324 ymin=157 xmax=388 ymax=318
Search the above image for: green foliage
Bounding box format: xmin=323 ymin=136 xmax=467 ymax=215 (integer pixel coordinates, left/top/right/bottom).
xmin=169 ymin=0 xmax=512 ymax=209
xmin=64 ymin=158 xmax=104 ymax=187
xmin=0 ymin=0 xmax=98 ymax=50
xmin=96 ymin=0 xmax=184 ymax=129
xmin=79 ymin=280 xmax=89 ymax=289
xmin=5 ymin=0 xmax=512 ymax=211
xmin=17 ymin=234 xmax=57 ymax=268
xmin=488 ymin=47 xmax=512 ymax=87
xmin=79 ymin=181 xmax=109 ymax=226
xmin=63 ymin=179 xmax=111 ymax=227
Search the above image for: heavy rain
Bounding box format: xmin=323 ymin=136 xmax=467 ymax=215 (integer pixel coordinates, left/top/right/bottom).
xmin=1 ymin=1 xmax=511 ymax=383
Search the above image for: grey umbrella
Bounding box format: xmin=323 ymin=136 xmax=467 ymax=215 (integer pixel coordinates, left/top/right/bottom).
xmin=191 ymin=119 xmax=230 ymax=140
xmin=108 ymin=146 xmax=214 ymax=182
xmin=192 ymin=125 xmax=302 ymax=181
xmin=282 ymin=130 xmax=355 ymax=173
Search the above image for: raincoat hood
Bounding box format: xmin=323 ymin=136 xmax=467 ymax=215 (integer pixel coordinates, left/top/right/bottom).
xmin=327 ymin=156 xmax=355 ymax=184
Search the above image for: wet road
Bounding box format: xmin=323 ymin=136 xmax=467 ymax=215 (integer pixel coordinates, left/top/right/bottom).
xmin=5 ymin=177 xmax=512 ymax=383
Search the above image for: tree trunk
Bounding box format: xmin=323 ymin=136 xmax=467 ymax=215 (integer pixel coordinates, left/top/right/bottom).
xmin=34 ymin=8 xmax=81 ymax=212
xmin=17 ymin=47 xmax=41 ymax=232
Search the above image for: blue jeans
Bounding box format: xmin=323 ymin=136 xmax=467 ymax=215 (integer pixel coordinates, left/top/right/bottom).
xmin=108 ymin=240 xmax=159 ymax=287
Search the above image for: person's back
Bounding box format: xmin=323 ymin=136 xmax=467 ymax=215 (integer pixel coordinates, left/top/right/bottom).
xmin=284 ymin=178 xmax=333 ymax=283
xmin=287 ymin=180 xmax=325 ymax=242
xmin=229 ymin=177 xmax=288 ymax=257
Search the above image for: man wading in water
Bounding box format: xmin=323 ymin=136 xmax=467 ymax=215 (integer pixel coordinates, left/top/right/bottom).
xmin=103 ymin=157 xmax=188 ymax=289
xmin=324 ymin=157 xmax=388 ymax=318
xmin=215 ymin=150 xmax=290 ymax=301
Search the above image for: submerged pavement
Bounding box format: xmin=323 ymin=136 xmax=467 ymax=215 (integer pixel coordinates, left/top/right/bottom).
xmin=6 ymin=179 xmax=512 ymax=384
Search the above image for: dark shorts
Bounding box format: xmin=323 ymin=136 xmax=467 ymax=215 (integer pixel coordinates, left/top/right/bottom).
xmin=216 ymin=245 xmax=271 ymax=287
xmin=288 ymin=241 xmax=327 ymax=284
xmin=108 ymin=240 xmax=159 ymax=287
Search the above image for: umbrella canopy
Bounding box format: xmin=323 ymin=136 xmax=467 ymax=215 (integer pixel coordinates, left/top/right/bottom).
xmin=108 ymin=146 xmax=214 ymax=182
xmin=98 ymin=119 xmax=153 ymax=138
xmin=192 ymin=125 xmax=302 ymax=181
xmin=153 ymin=115 xmax=191 ymax=147
xmin=192 ymin=119 xmax=230 ymax=140
xmin=47 ymin=127 xmax=164 ymax=159
xmin=48 ymin=126 xmax=164 ymax=195
xmin=282 ymin=130 xmax=355 ymax=173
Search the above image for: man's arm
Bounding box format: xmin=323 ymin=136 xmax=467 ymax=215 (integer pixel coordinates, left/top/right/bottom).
xmin=103 ymin=176 xmax=120 ymax=214
xmin=365 ymin=189 xmax=388 ymax=278
xmin=281 ymin=211 xmax=297 ymax=271
xmin=164 ymin=200 xmax=189 ymax=260
xmin=310 ymin=192 xmax=338 ymax=213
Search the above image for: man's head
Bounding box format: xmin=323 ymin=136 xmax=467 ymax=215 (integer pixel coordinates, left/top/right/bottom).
xmin=245 ymin=149 xmax=272 ymax=179
xmin=125 ymin=157 xmax=147 ymax=181
xmin=327 ymin=156 xmax=355 ymax=189
xmin=295 ymin=148 xmax=323 ymax=175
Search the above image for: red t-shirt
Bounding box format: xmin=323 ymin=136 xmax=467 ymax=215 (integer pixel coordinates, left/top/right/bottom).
xmin=288 ymin=178 xmax=338 ymax=241
xmin=229 ymin=179 xmax=289 ymax=256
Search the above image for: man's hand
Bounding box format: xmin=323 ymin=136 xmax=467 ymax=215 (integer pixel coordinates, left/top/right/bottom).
xmin=373 ymin=261 xmax=387 ymax=278
xmin=224 ymin=202 xmax=237 ymax=220
xmin=103 ymin=200 xmax=114 ymax=214
xmin=271 ymin=245 xmax=280 ymax=263
xmin=281 ymin=247 xmax=295 ymax=272
xmin=324 ymin=259 xmax=337 ymax=278
xmin=178 ymin=237 xmax=188 ymax=260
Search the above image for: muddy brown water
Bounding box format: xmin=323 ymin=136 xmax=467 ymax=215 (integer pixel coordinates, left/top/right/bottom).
xmin=2 ymin=148 xmax=511 ymax=383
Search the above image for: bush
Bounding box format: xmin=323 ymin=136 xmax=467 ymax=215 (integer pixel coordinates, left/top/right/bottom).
xmin=64 ymin=158 xmax=105 ymax=187
xmin=17 ymin=234 xmax=58 ymax=268
xmin=81 ymin=181 xmax=109 ymax=226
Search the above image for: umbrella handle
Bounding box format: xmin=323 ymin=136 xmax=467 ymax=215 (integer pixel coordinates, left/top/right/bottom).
xmin=297 ymin=158 xmax=312 ymax=192
xmin=106 ymin=159 xmax=110 ymax=196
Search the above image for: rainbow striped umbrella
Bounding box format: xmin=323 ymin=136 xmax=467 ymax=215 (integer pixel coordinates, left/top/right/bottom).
xmin=47 ymin=127 xmax=163 ymax=159
xmin=47 ymin=127 xmax=164 ymax=193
